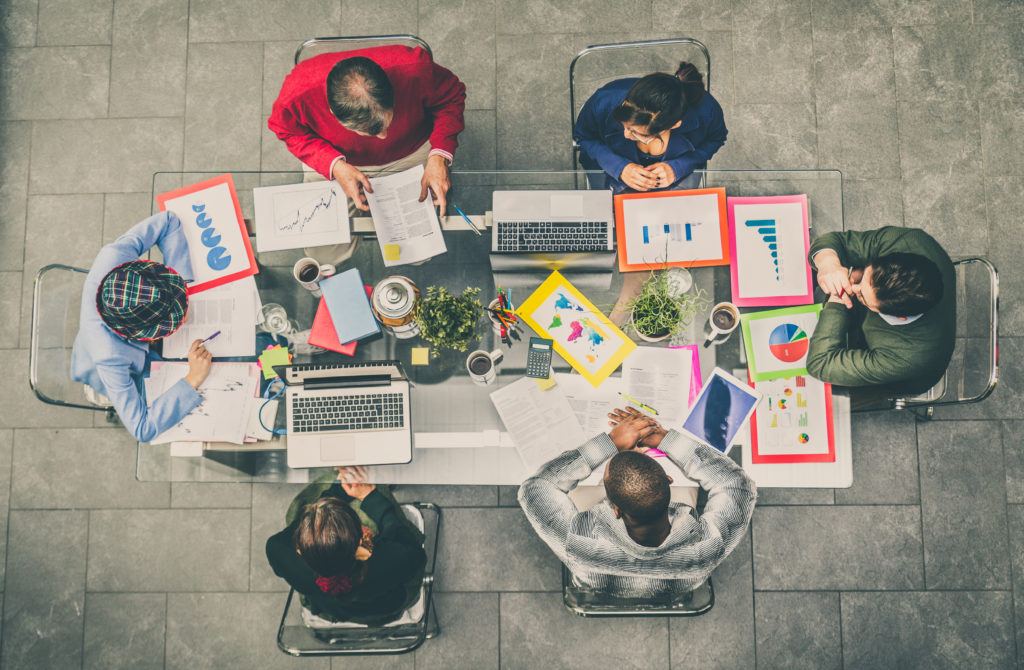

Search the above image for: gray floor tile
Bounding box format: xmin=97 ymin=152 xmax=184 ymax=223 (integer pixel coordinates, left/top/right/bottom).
xmin=166 ymin=592 xmax=329 ymax=670
xmin=414 ymin=592 xmax=499 ymax=670
xmin=840 ymin=178 xmax=904 ymax=232
xmin=669 ymin=533 xmax=755 ymax=669
xmin=30 ymin=118 xmax=184 ymax=194
xmin=1008 ymin=504 xmax=1024 ymax=660
xmin=0 ymin=271 xmax=21 ymax=348
xmin=841 ymin=591 xmax=1015 ymax=670
xmin=0 ymin=46 xmax=109 ymax=120
xmin=88 ymin=508 xmax=251 ymax=591
xmin=435 ymin=507 xmax=561 ymax=591
xmin=733 ymin=0 xmax=813 ymax=104
xmin=752 ymin=505 xmax=924 ymax=589
xmin=812 ymin=0 xmax=970 ymax=29
xmin=330 ymin=655 xmax=413 ymax=670
xmin=757 ymin=488 xmax=834 ymax=505
xmin=974 ymin=0 xmax=1024 ymax=23
xmin=918 ymin=420 xmax=1010 ymax=589
xmin=973 ymin=23 xmax=1024 ymax=102
xmin=2 ymin=510 xmax=88 ymax=670
xmin=171 ymin=482 xmax=253 ymax=508
xmin=83 ymin=592 xmax=166 ymax=670
xmin=754 ymin=591 xmax=841 ymax=670
xmin=11 ymin=428 xmax=170 ymax=509
xmin=835 ymin=411 xmax=919 ymax=504
xmin=187 ymin=0 xmax=340 ymax=43
xmin=985 ymin=177 xmax=1024 ymax=334
xmin=0 ymin=351 xmax=98 ymax=428
xmin=899 ymin=171 xmax=988 ymax=257
xmin=0 ymin=0 xmax=37 ymax=47
xmin=103 ymin=192 xmax=152 ymax=243
xmin=343 ymin=0 xmax=419 ymax=35
xmin=496 ymin=0 xmax=652 ymax=35
xmin=934 ymin=337 xmax=1023 ymax=421
xmin=24 ymin=193 xmax=105 ymax=271
xmin=250 ymin=482 xmax=304 ymax=591
xmin=37 ymin=0 xmax=112 ymax=46
xmin=981 ymin=100 xmax=1024 ymax=178
xmin=812 ymin=27 xmax=895 ymax=102
xmin=898 ymin=98 xmax=982 ymax=175
xmin=496 ymin=33 xmax=576 ymax=170
xmin=498 ymin=484 xmax=518 ymax=506
xmin=451 ymin=109 xmax=496 ymax=171
xmin=184 ymin=42 xmax=263 ymax=171
xmin=109 ymin=0 xmax=188 ymax=118
xmin=260 ymin=121 xmax=303 ymax=172
xmin=392 ymin=484 xmax=498 ymax=507
xmin=651 ymin=0 xmax=733 ymax=31
xmin=261 ymin=41 xmax=295 ymax=115
xmin=816 ymin=96 xmax=899 ymax=178
xmin=420 ymin=0 xmax=495 ymax=111
xmin=723 ymin=103 xmax=817 ymax=169
xmin=1004 ymin=422 xmax=1024 ymax=504
xmin=0 ymin=121 xmax=30 ymax=271
xmin=501 ymin=592 xmax=669 ymax=669
xmin=0 ymin=431 xmax=11 ymax=584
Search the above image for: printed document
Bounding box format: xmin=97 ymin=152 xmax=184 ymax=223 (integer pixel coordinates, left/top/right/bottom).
xmin=556 ymin=373 xmax=624 ymax=436
xmin=621 ymin=346 xmax=694 ymax=428
xmin=162 ymin=277 xmax=258 ymax=358
xmin=490 ymin=377 xmax=586 ymax=471
xmin=366 ymin=165 xmax=447 ymax=266
xmin=144 ymin=362 xmax=259 ymax=445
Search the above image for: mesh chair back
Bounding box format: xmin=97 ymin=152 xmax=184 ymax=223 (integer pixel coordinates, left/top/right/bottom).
xmin=29 ymin=264 xmax=108 ymax=412
xmin=295 ymin=35 xmax=431 ymax=65
xmin=569 ymin=38 xmax=711 ymax=170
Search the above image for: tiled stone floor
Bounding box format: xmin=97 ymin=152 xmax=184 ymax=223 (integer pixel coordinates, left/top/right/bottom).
xmin=0 ymin=1 xmax=1021 ymax=668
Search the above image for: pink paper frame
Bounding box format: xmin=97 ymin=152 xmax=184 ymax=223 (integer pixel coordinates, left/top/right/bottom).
xmin=668 ymin=344 xmax=703 ymax=406
xmin=727 ymin=195 xmax=813 ymax=307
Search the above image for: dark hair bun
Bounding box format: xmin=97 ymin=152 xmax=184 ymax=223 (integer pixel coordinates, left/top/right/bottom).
xmin=674 ymin=61 xmax=706 ymax=107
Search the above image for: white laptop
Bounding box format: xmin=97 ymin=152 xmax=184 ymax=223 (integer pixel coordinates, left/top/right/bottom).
xmin=490 ymin=190 xmax=615 ymax=254
xmin=279 ymin=361 xmax=413 ymax=468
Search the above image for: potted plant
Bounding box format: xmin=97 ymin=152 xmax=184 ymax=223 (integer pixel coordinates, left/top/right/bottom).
xmin=627 ymin=270 xmax=709 ymax=343
xmin=414 ymin=286 xmax=482 ymax=356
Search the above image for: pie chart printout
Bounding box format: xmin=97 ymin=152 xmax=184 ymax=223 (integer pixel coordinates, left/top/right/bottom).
xmin=768 ymin=323 xmax=809 ymax=363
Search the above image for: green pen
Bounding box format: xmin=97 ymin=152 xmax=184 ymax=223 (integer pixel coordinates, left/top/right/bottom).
xmin=619 ymin=392 xmax=659 ymax=415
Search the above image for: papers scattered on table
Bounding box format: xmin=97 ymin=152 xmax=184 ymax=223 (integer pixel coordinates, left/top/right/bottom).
xmin=367 ymin=165 xmax=447 ymax=266
xmin=489 ymin=376 xmax=586 ymax=472
xmin=750 ymin=375 xmax=835 ymax=464
xmin=556 ymin=373 xmax=623 ymax=435
xmin=162 ymin=276 xmax=259 ymax=358
xmin=621 ymin=346 xmax=699 ymax=428
xmin=145 ymin=362 xmax=260 ymax=445
xmin=246 ymin=398 xmax=278 ymax=442
xmin=253 ymin=180 xmax=351 ymax=252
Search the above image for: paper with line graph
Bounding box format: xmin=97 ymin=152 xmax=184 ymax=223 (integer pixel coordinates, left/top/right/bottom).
xmin=727 ymin=195 xmax=812 ymax=307
xmin=253 ymin=181 xmax=351 ymax=252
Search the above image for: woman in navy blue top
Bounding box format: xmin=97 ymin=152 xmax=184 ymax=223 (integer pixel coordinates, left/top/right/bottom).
xmin=574 ymin=62 xmax=727 ymax=193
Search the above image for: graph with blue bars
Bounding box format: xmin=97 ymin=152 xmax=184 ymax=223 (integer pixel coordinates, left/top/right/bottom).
xmin=745 ymin=219 xmax=780 ymax=279
xmin=642 ymin=222 xmax=694 ymax=244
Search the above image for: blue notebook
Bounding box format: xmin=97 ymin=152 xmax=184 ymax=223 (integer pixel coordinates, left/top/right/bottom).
xmin=319 ymin=268 xmax=380 ymax=344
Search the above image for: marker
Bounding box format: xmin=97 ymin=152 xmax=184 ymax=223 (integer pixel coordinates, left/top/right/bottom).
xmin=619 ymin=392 xmax=658 ymax=415
xmin=450 ymin=203 xmax=483 ymax=236
xmin=201 ymin=331 xmax=221 ymax=344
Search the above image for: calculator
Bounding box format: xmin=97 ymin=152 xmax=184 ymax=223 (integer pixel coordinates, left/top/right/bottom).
xmin=526 ymin=337 xmax=554 ymax=378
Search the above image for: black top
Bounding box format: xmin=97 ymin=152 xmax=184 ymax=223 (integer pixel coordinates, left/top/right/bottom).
xmin=266 ymin=484 xmax=426 ymax=624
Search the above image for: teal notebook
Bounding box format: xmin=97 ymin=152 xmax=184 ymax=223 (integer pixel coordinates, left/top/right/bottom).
xmin=320 ymin=268 xmax=380 ymax=343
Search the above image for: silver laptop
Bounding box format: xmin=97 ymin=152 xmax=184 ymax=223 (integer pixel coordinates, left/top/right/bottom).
xmin=490 ymin=190 xmax=615 ymax=254
xmin=279 ymin=361 xmax=413 ymax=469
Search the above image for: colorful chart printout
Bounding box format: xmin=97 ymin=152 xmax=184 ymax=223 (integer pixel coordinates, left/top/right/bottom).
xmin=614 ymin=188 xmax=729 ymax=272
xmin=727 ymin=195 xmax=813 ymax=306
xmin=741 ymin=304 xmax=822 ymax=381
xmin=749 ymin=374 xmax=836 ymax=464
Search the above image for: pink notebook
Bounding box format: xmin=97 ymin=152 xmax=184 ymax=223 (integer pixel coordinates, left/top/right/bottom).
xmin=307 ymin=285 xmax=373 ymax=355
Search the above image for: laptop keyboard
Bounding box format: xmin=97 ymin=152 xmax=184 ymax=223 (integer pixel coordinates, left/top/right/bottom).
xmin=496 ymin=221 xmax=609 ymax=252
xmin=291 ymin=393 xmax=404 ymax=433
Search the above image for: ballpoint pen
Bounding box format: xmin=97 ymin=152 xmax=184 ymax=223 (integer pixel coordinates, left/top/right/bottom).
xmin=201 ymin=331 xmax=221 ymax=344
xmin=450 ymin=203 xmax=483 ymax=236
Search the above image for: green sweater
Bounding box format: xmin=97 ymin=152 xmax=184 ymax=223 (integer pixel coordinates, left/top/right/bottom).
xmin=806 ymin=226 xmax=955 ymax=397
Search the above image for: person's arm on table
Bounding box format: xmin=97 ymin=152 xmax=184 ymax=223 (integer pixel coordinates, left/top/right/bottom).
xmin=805 ymin=298 xmax=917 ymax=387
xmin=419 ymin=61 xmax=465 ymax=214
xmin=573 ymin=95 xmax=633 ymax=184
xmin=97 ymin=360 xmax=203 ymax=444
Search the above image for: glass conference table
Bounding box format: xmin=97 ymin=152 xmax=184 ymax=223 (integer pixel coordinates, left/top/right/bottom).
xmin=138 ymin=169 xmax=851 ymax=488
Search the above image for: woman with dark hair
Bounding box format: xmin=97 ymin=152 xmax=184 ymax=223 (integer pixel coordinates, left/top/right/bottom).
xmin=574 ymin=62 xmax=727 ymax=192
xmin=266 ymin=466 xmax=426 ymax=625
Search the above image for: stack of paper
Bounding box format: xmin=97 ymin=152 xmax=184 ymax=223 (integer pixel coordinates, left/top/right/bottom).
xmin=366 ymin=164 xmax=447 ymax=266
xmin=320 ymin=268 xmax=380 ymax=344
xmin=620 ymin=346 xmax=700 ymax=428
xmin=162 ymin=276 xmax=260 ymax=358
xmin=307 ymin=284 xmax=374 ymax=355
xmin=145 ymin=362 xmax=260 ymax=445
xmin=489 ymin=377 xmax=586 ymax=472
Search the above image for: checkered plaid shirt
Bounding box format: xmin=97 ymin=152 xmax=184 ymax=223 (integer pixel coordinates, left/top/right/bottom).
xmin=518 ymin=431 xmax=756 ymax=598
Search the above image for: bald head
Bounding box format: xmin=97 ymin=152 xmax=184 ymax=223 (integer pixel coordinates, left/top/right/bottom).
xmin=605 ymin=451 xmax=671 ymax=523
xmin=326 ymin=56 xmax=394 ymax=135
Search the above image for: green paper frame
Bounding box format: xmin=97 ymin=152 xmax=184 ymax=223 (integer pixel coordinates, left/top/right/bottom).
xmin=740 ymin=303 xmax=823 ymax=381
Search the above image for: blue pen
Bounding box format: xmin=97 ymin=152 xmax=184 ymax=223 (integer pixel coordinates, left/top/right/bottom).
xmin=450 ymin=203 xmax=483 ymax=236
xmin=201 ymin=330 xmax=221 ymax=344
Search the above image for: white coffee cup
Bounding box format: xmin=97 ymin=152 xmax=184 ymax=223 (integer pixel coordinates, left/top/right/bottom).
xmin=703 ymin=301 xmax=740 ymax=348
xmin=466 ymin=349 xmax=503 ymax=385
xmin=292 ymin=257 xmax=336 ymax=297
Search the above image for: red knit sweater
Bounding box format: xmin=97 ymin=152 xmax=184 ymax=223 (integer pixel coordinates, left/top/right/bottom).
xmin=268 ymin=45 xmax=466 ymax=177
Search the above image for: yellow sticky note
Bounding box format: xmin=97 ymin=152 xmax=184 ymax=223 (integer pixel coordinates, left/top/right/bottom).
xmin=259 ymin=347 xmax=292 ymax=379
xmin=383 ymin=244 xmax=401 ymax=261
xmin=533 ymin=375 xmax=557 ymax=391
xmin=411 ymin=347 xmax=430 ymax=366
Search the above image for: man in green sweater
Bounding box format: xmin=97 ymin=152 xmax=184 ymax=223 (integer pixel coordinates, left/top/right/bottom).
xmin=806 ymin=226 xmax=955 ymax=399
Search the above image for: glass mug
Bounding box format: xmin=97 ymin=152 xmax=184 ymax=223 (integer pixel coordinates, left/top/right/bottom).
xmin=466 ymin=349 xmax=503 ymax=385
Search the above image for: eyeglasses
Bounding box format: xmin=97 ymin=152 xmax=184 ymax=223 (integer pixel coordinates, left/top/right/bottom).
xmin=623 ymin=126 xmax=659 ymax=143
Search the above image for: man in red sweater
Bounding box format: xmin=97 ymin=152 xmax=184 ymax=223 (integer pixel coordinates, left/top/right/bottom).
xmin=269 ymin=45 xmax=466 ymax=214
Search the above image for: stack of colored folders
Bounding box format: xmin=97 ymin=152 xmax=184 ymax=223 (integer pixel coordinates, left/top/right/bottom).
xmin=310 ymin=268 xmax=380 ymax=354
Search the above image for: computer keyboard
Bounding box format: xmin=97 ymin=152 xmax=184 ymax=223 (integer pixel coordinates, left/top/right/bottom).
xmin=496 ymin=221 xmax=609 ymax=252
xmin=291 ymin=393 xmax=404 ymax=433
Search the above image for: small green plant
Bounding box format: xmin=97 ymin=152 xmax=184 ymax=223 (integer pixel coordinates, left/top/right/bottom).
xmin=415 ymin=286 xmax=482 ymax=356
xmin=627 ymin=271 xmax=709 ymax=339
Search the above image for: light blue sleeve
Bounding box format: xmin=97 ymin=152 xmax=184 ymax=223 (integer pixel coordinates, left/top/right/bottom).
xmin=105 ymin=211 xmax=194 ymax=282
xmin=95 ymin=365 xmax=202 ymax=443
